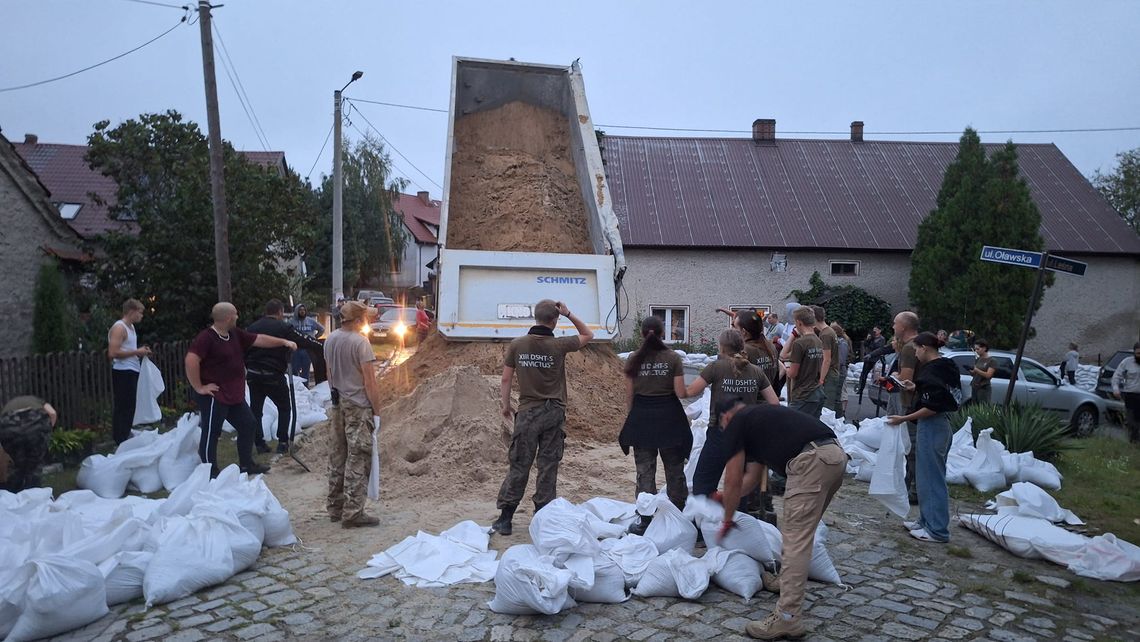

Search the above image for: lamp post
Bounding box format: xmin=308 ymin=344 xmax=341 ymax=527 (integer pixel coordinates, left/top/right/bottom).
xmin=332 ymin=70 xmax=364 ymax=315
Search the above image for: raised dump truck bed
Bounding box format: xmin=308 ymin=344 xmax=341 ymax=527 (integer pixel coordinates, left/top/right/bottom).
xmin=436 ymin=57 xmax=626 ymax=341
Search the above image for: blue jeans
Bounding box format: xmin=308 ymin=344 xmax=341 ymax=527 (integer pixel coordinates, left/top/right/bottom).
xmin=916 ymin=412 xmax=952 ymax=542
xmin=290 ymin=349 xmax=312 ymax=382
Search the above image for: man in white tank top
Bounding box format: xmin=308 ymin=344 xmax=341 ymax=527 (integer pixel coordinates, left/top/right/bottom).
xmin=108 ymin=298 xmax=151 ymax=444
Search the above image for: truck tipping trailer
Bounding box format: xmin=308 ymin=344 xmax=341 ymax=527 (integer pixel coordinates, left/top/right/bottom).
xmin=435 ymin=57 xmax=626 ymax=342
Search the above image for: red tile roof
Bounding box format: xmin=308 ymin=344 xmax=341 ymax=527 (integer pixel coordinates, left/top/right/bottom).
xmin=395 ymin=192 xmax=440 ymax=244
xmin=13 ymin=142 xmax=289 ymax=239
xmin=603 ymin=136 xmax=1140 ymax=256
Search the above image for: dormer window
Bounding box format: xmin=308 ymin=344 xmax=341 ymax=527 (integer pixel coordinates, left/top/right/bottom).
xmin=57 ymin=203 xmax=82 ymax=220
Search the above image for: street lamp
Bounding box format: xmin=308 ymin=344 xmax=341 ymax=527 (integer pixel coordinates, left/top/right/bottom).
xmin=332 ymin=70 xmax=364 ymax=317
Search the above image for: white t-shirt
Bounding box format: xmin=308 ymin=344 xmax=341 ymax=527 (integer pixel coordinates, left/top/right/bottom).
xmin=110 ymin=320 xmax=140 ymax=372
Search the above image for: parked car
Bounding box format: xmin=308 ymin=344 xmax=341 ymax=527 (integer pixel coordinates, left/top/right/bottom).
xmin=369 ymin=306 xmax=419 ymax=344
xmin=867 ymin=349 xmax=1116 ymax=437
xmin=1095 ymin=350 xmax=1132 ymax=399
xmin=356 ymin=289 xmax=387 ymax=302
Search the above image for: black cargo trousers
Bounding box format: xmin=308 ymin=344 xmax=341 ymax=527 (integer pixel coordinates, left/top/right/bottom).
xmin=496 ymin=400 xmax=566 ymax=512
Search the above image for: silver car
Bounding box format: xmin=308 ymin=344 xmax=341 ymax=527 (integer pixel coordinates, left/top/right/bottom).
xmin=869 ymin=349 xmax=1118 ymax=437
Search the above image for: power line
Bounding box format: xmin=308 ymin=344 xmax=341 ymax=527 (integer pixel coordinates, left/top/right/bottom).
xmin=345 ymin=119 xmax=430 ymax=194
xmin=346 ymin=100 xmax=443 ymax=189
xmin=306 ymin=123 xmax=334 ymax=182
xmin=347 ymin=96 xmax=1140 ymax=137
xmin=0 ymin=18 xmax=187 ymax=93
xmin=213 ymin=41 xmax=268 ymax=151
xmin=212 ymin=21 xmax=271 ymax=150
xmin=116 ymin=0 xmax=188 ymax=9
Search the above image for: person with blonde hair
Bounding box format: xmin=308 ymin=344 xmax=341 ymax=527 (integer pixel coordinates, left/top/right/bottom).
xmin=108 ymin=298 xmax=151 ymax=444
xmin=785 ymin=306 xmax=825 ymax=419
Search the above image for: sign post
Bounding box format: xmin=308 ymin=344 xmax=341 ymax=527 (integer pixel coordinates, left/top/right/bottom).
xmin=978 ymin=246 xmax=1085 ymax=406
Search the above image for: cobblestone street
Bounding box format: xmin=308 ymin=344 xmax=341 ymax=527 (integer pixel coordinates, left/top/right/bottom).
xmin=45 ymin=480 xmax=1139 ymax=642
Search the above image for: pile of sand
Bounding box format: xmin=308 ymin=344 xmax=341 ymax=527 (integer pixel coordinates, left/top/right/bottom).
xmin=446 ymin=101 xmax=593 ymax=254
xmin=374 ymin=333 xmax=626 ymax=444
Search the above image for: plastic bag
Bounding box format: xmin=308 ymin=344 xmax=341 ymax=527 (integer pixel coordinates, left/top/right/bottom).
xmin=1067 ymin=534 xmax=1140 ymax=582
xmin=809 ymin=522 xmax=843 ymax=585
xmin=599 ymin=534 xmax=659 ymax=588
xmin=854 ymin=417 xmax=887 ymax=450
xmin=642 ymin=494 xmax=698 ymax=554
xmin=869 ymin=421 xmax=911 ymax=518
xmin=568 ymin=556 xmax=628 ymax=603
xmin=963 ymin=428 xmax=1009 ymax=493
xmin=5 ymin=556 xmax=109 ymax=642
xmin=115 ymin=430 xmax=166 ymax=494
xmin=686 ymin=496 xmax=779 ymax=566
xmin=705 ymin=546 xmax=763 ymax=599
xmin=989 ymin=482 xmax=1082 ymax=525
xmin=944 ymin=422 xmax=976 ymax=485
xmin=99 ymin=551 xmax=153 ymax=605
xmin=144 ymin=504 xmax=261 ymax=606
xmin=368 ymin=416 xmax=380 ymax=501
xmin=158 ymin=413 xmax=202 ymax=491
xmin=487 ymin=545 xmax=577 ymax=615
xmin=582 ymin=497 xmax=638 ymax=531
xmin=132 ymin=357 xmax=164 ymax=425
xmin=76 ymin=454 xmax=133 ymax=499
xmin=1004 ymin=452 xmax=1063 ymax=490
xmin=529 ymin=498 xmax=602 ymax=561
xmin=630 ymin=548 xmax=710 ymax=599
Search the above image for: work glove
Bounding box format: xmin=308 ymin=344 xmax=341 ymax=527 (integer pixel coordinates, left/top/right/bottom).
xmin=716 ymin=519 xmax=735 ymax=543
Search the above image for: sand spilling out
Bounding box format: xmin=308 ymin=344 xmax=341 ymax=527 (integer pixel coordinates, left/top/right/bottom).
xmin=446 ymin=101 xmax=593 ymax=254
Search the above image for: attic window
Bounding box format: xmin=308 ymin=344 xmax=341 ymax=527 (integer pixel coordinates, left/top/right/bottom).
xmin=57 ymin=203 xmax=82 ymax=220
xmin=829 ymin=260 xmax=860 ymax=276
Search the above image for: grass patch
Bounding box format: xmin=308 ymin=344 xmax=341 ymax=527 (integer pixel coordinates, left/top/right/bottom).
xmin=1011 ymin=569 xmax=1036 ymax=584
xmin=946 ymin=545 xmax=974 ymax=559
xmin=964 ymin=583 xmax=1003 ymax=598
xmin=1052 ymin=437 xmax=1140 ymax=543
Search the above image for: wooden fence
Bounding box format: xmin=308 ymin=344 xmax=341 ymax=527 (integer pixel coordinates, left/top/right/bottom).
xmin=0 ymin=340 xmax=191 ymax=430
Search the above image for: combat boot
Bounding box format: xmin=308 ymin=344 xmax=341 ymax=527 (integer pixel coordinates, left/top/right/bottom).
xmin=628 ymin=515 xmax=652 ymax=536
xmin=492 ymin=507 xmax=515 ymax=536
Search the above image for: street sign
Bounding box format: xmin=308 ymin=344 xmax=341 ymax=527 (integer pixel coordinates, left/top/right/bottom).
xmin=979 ymin=245 xmax=1043 ymax=268
xmin=1044 ymin=254 xmax=1087 ymax=276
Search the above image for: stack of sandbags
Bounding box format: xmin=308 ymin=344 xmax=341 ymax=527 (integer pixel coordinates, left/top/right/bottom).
xmin=77 ymin=413 xmax=203 ymax=498
xmin=1045 ymin=364 xmax=1098 ymax=392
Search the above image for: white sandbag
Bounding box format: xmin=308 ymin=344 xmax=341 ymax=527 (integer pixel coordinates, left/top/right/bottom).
xmin=642 ymin=494 xmax=698 ymax=554
xmin=989 ymin=482 xmax=1082 ymax=525
xmin=76 ymin=454 xmax=133 ymax=499
xmin=144 ymin=504 xmax=261 ymax=606
xmin=854 ymin=417 xmax=887 ymax=450
xmin=158 ymin=413 xmax=202 ymax=491
xmin=582 ymin=497 xmax=638 ymax=530
xmin=630 ymin=548 xmax=710 ymax=599
xmin=132 ymin=357 xmax=164 ymax=426
xmin=957 ymin=513 xmax=1086 ymax=559
xmin=115 ymin=430 xmax=166 ymax=494
xmin=154 ymin=463 xmax=212 ymax=519
xmin=5 ymin=556 xmax=109 ymax=642
xmin=59 ymin=516 xmax=149 ymax=566
xmin=568 ymin=556 xmax=628 ymax=603
xmin=686 ymin=496 xmax=779 ymax=566
xmin=1067 ymin=534 xmax=1140 ymax=582
xmin=488 ymin=545 xmax=577 ymax=615
xmin=368 ymin=416 xmax=380 ymax=501
xmin=845 ymin=442 xmax=877 ymax=482
xmin=869 ymin=422 xmax=911 ymax=518
xmin=944 ymin=423 xmax=976 ymax=485
xmin=99 ymin=551 xmax=153 ymax=606
xmin=1004 ymin=452 xmax=1063 ymax=491
xmin=529 ymin=498 xmax=602 ymax=561
xmin=963 ymin=428 xmax=1009 ymax=493
xmin=262 ymin=487 xmax=297 ymax=547
xmin=599 ymin=535 xmax=659 ymax=587
xmin=809 ymin=522 xmax=843 ymax=586
xmin=706 ymin=547 xmax=764 ymax=599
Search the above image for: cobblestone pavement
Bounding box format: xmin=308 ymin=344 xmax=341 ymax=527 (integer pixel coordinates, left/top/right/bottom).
xmin=49 ymin=482 xmax=1140 ymax=642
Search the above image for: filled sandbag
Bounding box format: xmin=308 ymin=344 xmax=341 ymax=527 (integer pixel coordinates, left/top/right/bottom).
xmin=99 ymin=550 xmax=153 ymax=606
xmin=854 ymin=417 xmax=887 ymax=450
xmin=158 ymin=413 xmax=202 ymax=491
xmin=989 ymin=482 xmax=1082 ymax=525
xmin=630 ymin=548 xmax=710 ymax=599
xmin=487 ymin=545 xmax=577 ymax=615
xmin=76 ymin=454 xmax=133 ymax=499
xmin=599 ymin=534 xmax=659 ymax=588
xmin=808 ymin=522 xmax=843 ymax=585
xmin=568 ymin=556 xmax=628 ymax=604
xmin=963 ymin=428 xmax=1008 ymax=493
xmin=4 ymin=556 xmax=109 ymax=642
xmin=705 ymin=547 xmax=763 ymax=599
xmin=641 ymin=494 xmax=698 ymax=554
xmin=529 ymin=498 xmax=603 ymax=561
xmin=687 ymin=496 xmax=779 ymax=567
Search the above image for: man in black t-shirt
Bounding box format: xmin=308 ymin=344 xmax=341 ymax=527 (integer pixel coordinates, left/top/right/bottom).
xmin=713 ymin=400 xmax=846 ymax=641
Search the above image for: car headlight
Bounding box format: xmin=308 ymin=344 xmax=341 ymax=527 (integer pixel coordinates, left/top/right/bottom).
xmin=360 ymin=324 xmax=370 ymax=336
xmin=394 ymin=322 xmax=406 ymax=337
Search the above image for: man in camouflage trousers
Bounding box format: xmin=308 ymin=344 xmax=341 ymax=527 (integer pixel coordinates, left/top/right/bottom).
xmin=0 ymin=396 xmax=57 ymax=492
xmin=491 ymin=299 xmax=593 ymax=536
xmin=324 ymin=301 xmax=382 ymax=528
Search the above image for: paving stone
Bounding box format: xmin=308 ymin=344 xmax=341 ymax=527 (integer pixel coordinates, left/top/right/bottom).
xmin=204 ymin=618 xmax=247 ymax=633
xmin=234 ymin=623 xmax=278 ymax=640
xmin=126 ymin=623 xmax=172 ymax=641
xmin=242 ymin=576 xmax=277 ymax=590
xmin=165 ymin=596 xmax=202 ymax=611
xmin=1035 ymin=575 xmax=1070 ymax=589
xmin=897 ymin=578 xmax=938 ymax=594
xmin=1085 ymin=614 xmax=1118 ymax=627
xmin=964 ymin=606 xmax=993 ymax=619
xmin=193 ymin=599 xmax=227 ymax=613
xmin=994 ymin=603 xmax=1026 ymax=615
xmin=936 ymin=625 xmax=972 ymax=640
xmin=1023 ymin=616 xmax=1055 ymax=629
xmin=177 ymin=614 xmax=215 ymax=628
xmin=898 ymin=613 xmax=941 ymax=630
xmin=869 ymin=598 xmax=913 ymax=614
xmin=949 ymin=617 xmax=985 ymax=631
xmin=1004 ymin=591 xmax=1052 ymax=607
xmin=849 ymin=605 xmax=887 ymax=621
xmin=968 ymin=563 xmax=998 ymax=573
xmin=880 ymin=622 xmax=929 ymax=640
xmin=989 ymin=629 xmax=1037 ymax=642
xmin=1063 ymin=628 xmax=1094 ymax=640
xmin=164 ymin=631 xmax=205 ymax=642
xmin=627 ymin=628 xmax=659 ymax=641
xmin=989 ymin=612 xmax=1016 ymax=627
xmin=203 ymin=584 xmax=241 ymax=600
xmin=679 ymin=621 xmax=721 ymax=638
xmin=241 ymin=600 xmax=269 ymax=613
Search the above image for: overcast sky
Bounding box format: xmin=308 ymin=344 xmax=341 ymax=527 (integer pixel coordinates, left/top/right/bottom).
xmin=3 ymin=0 xmax=1138 ymax=196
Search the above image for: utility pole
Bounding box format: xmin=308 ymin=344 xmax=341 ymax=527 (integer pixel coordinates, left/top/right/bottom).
xmin=198 ymin=1 xmax=232 ymax=301
xmin=331 ymin=71 xmax=363 ymax=315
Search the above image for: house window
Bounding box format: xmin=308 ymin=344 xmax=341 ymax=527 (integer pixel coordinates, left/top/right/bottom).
xmin=770 ymin=253 xmax=787 ymax=272
xmin=829 ymin=260 xmax=860 ymax=277
xmin=726 ymin=305 xmax=771 ymax=325
xmin=57 ymin=203 xmax=82 ymax=220
xmin=650 ymin=306 xmax=688 ymax=343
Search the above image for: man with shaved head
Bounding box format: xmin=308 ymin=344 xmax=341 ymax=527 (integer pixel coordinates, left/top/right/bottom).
xmin=186 ymin=302 xmax=297 ymax=477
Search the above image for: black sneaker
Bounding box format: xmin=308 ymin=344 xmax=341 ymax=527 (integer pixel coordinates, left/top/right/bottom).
xmin=275 ymin=442 xmax=290 ymax=454
xmin=241 ymin=462 xmax=271 ymax=475
xmin=255 ymin=442 xmax=271 ymax=454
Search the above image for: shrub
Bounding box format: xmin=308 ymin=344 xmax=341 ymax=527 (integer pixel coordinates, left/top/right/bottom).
xmin=48 ymin=429 xmax=97 ymax=464
xmin=951 ymin=402 xmax=1073 ymax=460
xmin=32 ymin=260 xmax=74 ymax=354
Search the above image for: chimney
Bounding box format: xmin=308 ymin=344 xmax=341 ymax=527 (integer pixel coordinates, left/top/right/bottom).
xmin=417 ymin=190 xmax=431 ymax=205
xmin=752 ymin=119 xmax=775 ymax=143
xmin=24 ymin=133 xmax=38 ymax=145
xmin=850 ymin=121 xmax=864 ymax=143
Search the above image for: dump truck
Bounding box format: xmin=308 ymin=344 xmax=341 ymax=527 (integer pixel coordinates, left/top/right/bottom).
xmin=435 ymin=57 xmax=626 ymax=342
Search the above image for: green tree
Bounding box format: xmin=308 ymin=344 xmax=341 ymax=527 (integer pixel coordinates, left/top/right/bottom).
xmin=909 ymin=129 xmax=1047 ymax=347
xmin=306 ymin=135 xmax=408 ymax=299
xmin=32 ymin=260 xmax=73 ymax=353
xmin=85 ymin=111 xmax=320 ymax=342
xmin=1092 ymin=147 xmax=1140 ymax=236
xmin=789 ymin=271 xmax=892 ymax=343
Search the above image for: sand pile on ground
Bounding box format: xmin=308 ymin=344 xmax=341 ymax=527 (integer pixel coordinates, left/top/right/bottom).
xmin=447 ymin=101 xmax=592 ymax=254
xmin=375 ymin=333 xmax=625 ymax=444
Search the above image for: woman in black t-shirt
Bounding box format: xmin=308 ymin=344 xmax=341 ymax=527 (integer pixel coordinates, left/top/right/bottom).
xmin=620 ymin=316 xmax=690 ymax=535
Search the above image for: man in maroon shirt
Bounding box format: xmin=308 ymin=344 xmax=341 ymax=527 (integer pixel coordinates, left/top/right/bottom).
xmin=186 ymin=302 xmax=296 ymax=476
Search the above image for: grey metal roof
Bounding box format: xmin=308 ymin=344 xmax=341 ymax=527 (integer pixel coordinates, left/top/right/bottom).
xmin=603 ymin=136 xmax=1140 ymax=255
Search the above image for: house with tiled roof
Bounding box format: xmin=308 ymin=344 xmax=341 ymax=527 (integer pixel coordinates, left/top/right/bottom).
xmin=0 ymin=131 xmax=86 ymax=358
xmin=389 ymin=191 xmax=440 ymax=291
xmin=602 ymin=120 xmax=1140 ymax=363
xmin=12 ymin=134 xmax=288 ymax=240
